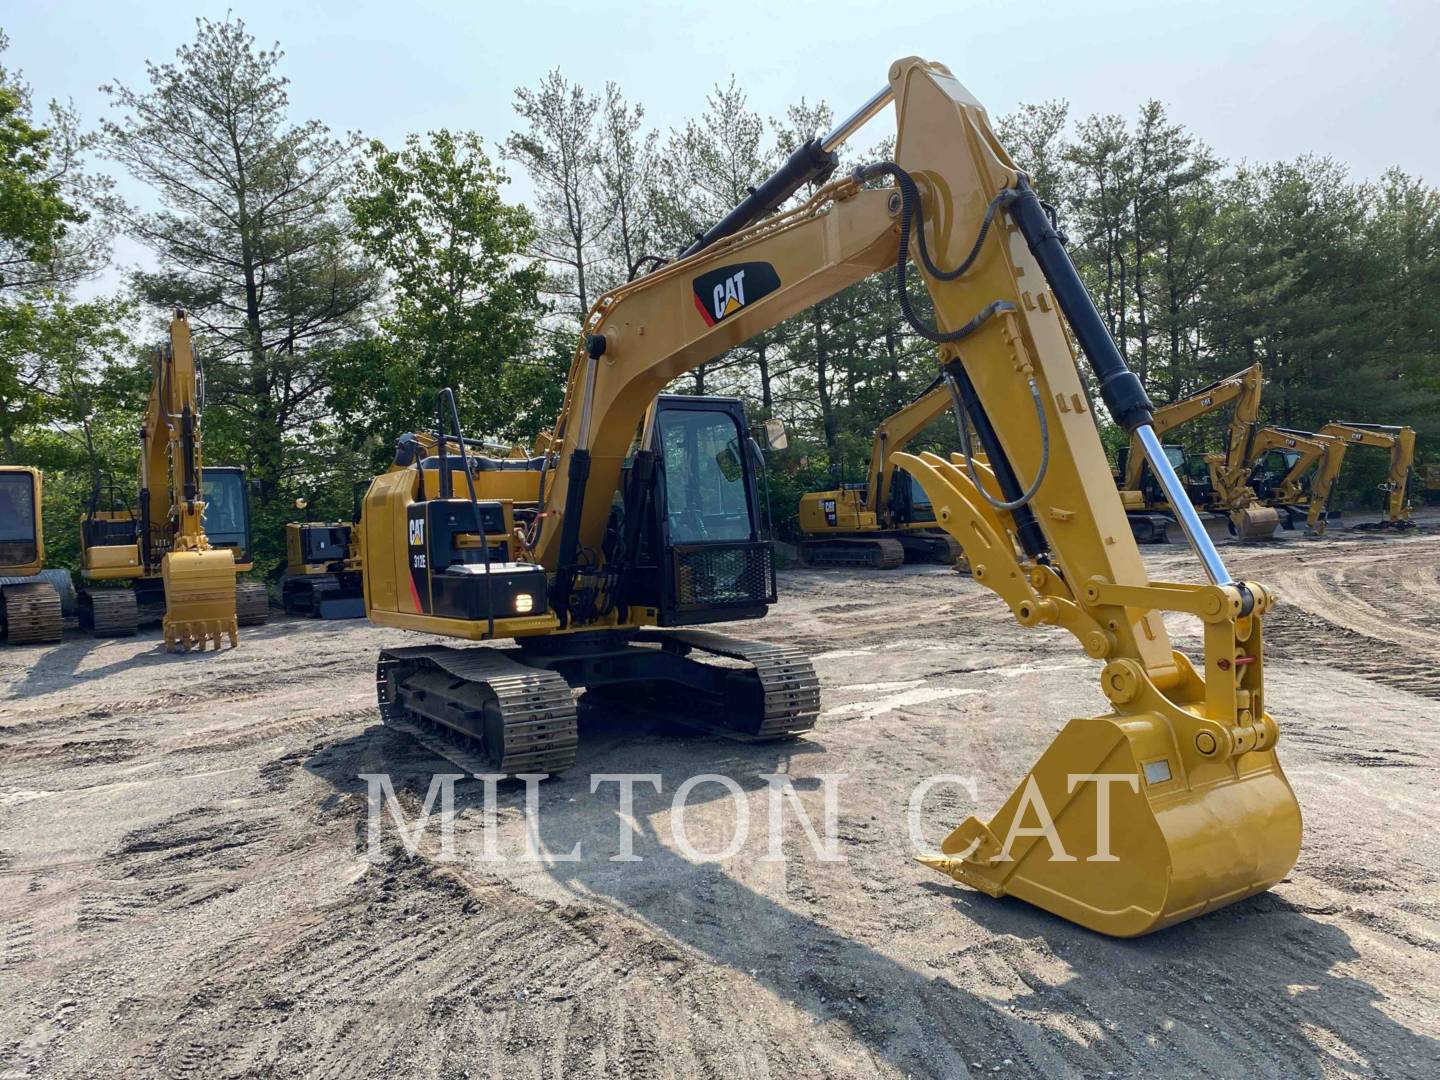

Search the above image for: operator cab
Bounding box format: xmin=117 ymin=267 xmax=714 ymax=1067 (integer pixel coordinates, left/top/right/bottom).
xmin=1119 ymin=444 xmax=1212 ymax=505
xmin=201 ymin=466 xmax=254 ymax=566
xmin=887 ymin=467 xmax=936 ymax=525
xmin=1249 ymin=448 xmax=1302 ymax=501
xmin=615 ymin=394 xmax=776 ymax=626
xmin=0 ymin=469 xmax=40 ymax=571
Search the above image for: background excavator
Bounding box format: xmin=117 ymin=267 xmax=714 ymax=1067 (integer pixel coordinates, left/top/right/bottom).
xmin=796 ymin=378 xmax=965 ymax=567
xmin=1305 ymin=422 xmax=1416 ymax=534
xmin=0 ymin=466 xmax=63 ymax=644
xmin=1244 ymin=426 xmax=1342 ymax=529
xmin=79 ymin=310 xmax=269 ymax=649
xmin=361 ymin=57 xmax=1300 ymax=938
xmin=1115 ymin=363 xmax=1281 ymax=540
xmin=280 ymin=493 xmax=365 ymax=619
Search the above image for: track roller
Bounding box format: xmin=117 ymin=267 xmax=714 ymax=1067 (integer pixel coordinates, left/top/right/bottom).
xmin=632 ymin=628 xmax=822 ymax=740
xmin=1125 ymin=514 xmax=1172 ymax=544
xmin=898 ymin=531 xmax=965 ymax=564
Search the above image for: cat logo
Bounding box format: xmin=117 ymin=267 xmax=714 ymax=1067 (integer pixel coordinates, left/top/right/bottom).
xmin=692 ymin=262 xmax=780 ymax=327
xmin=408 ymin=518 xmax=425 ymax=546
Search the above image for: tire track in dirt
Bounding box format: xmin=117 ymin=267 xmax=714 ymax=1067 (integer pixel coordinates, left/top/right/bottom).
xmin=1250 ymin=536 xmax=1440 ymax=701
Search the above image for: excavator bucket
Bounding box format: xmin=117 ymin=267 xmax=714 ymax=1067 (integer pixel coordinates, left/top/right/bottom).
xmin=1231 ymin=505 xmax=1281 ymax=542
xmin=161 ymin=549 xmax=239 ymax=652
xmin=918 ymin=713 xmax=1302 ymax=937
xmin=897 ymin=449 xmax=1301 ymax=936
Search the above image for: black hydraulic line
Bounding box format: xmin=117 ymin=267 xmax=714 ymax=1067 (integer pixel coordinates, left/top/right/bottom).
xmin=550 ymin=450 xmax=590 ymax=626
xmin=679 ymin=139 xmax=838 ymax=259
xmin=944 ymin=359 xmax=1048 ymax=559
xmin=612 ymin=448 xmax=656 ymax=610
xmin=550 ymin=334 xmax=608 ymax=625
xmin=852 ymin=161 xmax=1016 ymax=345
xmin=181 ymin=406 xmax=197 ymax=511
xmin=1005 ymin=175 xmax=1154 ymax=434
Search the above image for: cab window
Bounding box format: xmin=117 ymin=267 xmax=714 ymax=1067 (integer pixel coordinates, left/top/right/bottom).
xmin=202 ymin=470 xmax=248 ymax=549
xmin=0 ymin=472 xmax=38 ymax=566
xmin=660 ymin=411 xmax=752 ymax=544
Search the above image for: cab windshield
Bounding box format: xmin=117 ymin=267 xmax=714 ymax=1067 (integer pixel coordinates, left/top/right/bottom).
xmin=660 ymin=410 xmax=752 ymax=544
xmin=0 ymin=472 xmax=38 ymax=566
xmin=202 ymin=469 xmax=249 ymax=552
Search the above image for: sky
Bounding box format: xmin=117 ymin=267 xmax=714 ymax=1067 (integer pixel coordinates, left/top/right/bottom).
xmin=3 ymin=0 xmax=1438 ymax=294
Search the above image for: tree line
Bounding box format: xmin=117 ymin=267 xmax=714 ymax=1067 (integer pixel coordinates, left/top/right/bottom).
xmin=3 ymin=17 xmax=1435 ymax=576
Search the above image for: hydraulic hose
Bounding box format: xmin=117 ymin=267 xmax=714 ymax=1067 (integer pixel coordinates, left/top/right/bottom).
xmin=855 ymin=160 xmax=1049 ymax=515
xmin=852 ymin=162 xmax=1016 ymax=344
xmin=949 ymin=372 xmax=1050 ymax=513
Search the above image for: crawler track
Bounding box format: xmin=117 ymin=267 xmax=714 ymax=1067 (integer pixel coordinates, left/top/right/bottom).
xmin=376 ymin=645 xmax=579 ymax=775
xmin=1 ymin=582 xmax=61 ymax=644
xmin=80 ymin=589 xmax=139 ymax=638
xmin=235 ymin=581 xmax=270 ymax=627
xmin=636 ymin=627 xmax=822 ymax=740
xmin=799 ymin=536 xmax=906 ymax=569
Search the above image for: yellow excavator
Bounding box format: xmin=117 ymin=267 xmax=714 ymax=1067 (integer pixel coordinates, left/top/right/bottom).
xmin=79 ymin=310 xmax=269 ymax=649
xmin=1305 ymin=422 xmax=1416 ymax=534
xmin=360 ymin=58 xmax=1299 ymax=937
xmin=1115 ymin=363 xmax=1280 ymax=541
xmin=1243 ymin=426 xmax=1342 ymax=529
xmin=0 ymin=466 xmax=63 ymax=644
xmin=281 ymin=494 xmax=364 ymax=619
xmin=797 ymin=379 xmax=965 ymax=567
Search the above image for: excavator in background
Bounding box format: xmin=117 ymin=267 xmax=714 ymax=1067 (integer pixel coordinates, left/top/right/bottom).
xmin=362 ymin=58 xmax=1300 ymax=937
xmin=0 ymin=466 xmax=63 ymax=644
xmin=78 ymin=310 xmax=269 ymax=649
xmin=280 ymin=494 xmax=364 ymax=619
xmin=1421 ymin=463 xmax=1440 ymax=493
xmin=1305 ymin=422 xmax=1416 ymax=534
xmin=797 ymin=379 xmax=965 ymax=567
xmin=1115 ymin=363 xmax=1280 ymax=541
xmin=1243 ymin=427 xmax=1341 ymax=528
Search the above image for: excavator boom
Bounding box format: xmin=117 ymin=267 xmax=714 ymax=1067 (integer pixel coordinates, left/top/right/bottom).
xmin=147 ymin=312 xmax=239 ymax=650
xmin=79 ymin=311 xmax=266 ymax=647
xmin=1245 ymin=427 xmax=1337 ymax=520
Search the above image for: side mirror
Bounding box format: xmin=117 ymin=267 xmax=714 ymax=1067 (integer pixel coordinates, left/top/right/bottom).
xmin=762 ymin=418 xmax=787 ymax=451
xmin=294 ymin=498 xmax=308 ymax=511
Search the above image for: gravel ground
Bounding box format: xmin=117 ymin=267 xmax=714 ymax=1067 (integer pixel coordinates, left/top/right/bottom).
xmin=1 ymin=521 xmax=1437 ymax=1079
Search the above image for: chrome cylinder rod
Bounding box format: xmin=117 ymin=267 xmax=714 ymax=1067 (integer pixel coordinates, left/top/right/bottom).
xmin=821 ymin=85 xmax=895 ymax=153
xmin=1134 ymin=424 xmax=1233 ymax=587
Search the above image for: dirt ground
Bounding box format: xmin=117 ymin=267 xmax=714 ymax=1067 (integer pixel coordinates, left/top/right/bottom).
xmin=2 ymin=521 xmax=1438 ymax=1079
